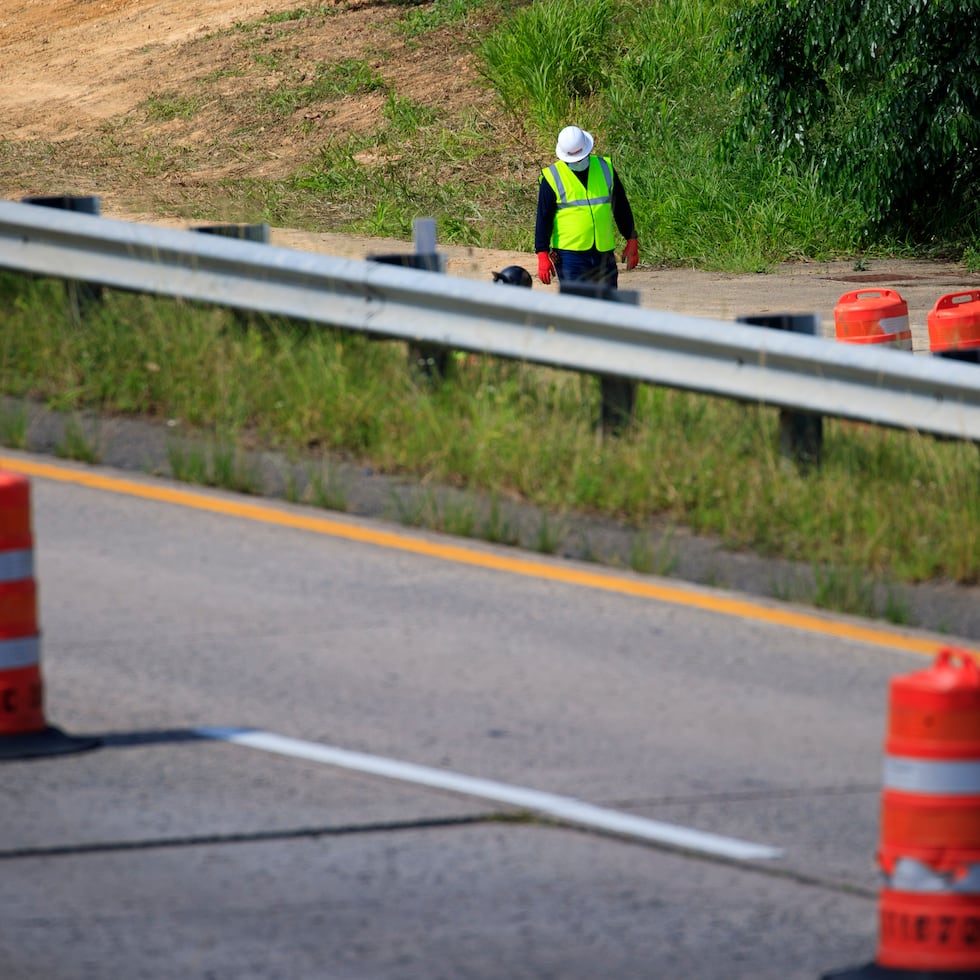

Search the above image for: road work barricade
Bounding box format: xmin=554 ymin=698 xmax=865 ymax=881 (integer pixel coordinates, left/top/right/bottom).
xmin=928 ymin=291 xmax=980 ymax=365
xmin=824 ymin=647 xmax=980 ymax=978
xmin=0 ymin=470 xmax=98 ymax=760
xmin=834 ymin=289 xmax=913 ymax=351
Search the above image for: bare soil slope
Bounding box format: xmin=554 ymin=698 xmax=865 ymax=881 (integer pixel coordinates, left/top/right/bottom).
xmin=1 ymin=0 xmax=483 ymax=146
xmin=1 ymin=0 xmax=287 ymax=140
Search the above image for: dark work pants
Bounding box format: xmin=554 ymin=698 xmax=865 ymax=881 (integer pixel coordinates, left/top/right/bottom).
xmin=555 ymin=248 xmax=619 ymax=289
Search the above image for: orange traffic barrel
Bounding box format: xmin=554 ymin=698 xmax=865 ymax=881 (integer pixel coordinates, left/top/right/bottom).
xmin=823 ymin=647 xmax=980 ymax=978
xmin=834 ymin=289 xmax=913 ymax=350
xmin=927 ymin=290 xmax=980 ymax=364
xmin=0 ymin=470 xmax=98 ymax=760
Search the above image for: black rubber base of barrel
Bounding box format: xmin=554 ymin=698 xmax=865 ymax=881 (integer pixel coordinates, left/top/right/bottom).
xmin=823 ymin=962 xmax=980 ymax=978
xmin=0 ymin=726 xmax=101 ymax=761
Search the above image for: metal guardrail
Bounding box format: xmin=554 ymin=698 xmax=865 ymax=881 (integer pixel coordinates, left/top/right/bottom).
xmin=0 ymin=199 xmax=978 ymax=442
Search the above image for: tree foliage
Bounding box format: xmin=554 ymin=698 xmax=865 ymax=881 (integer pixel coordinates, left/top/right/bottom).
xmin=724 ymin=0 xmax=980 ymax=239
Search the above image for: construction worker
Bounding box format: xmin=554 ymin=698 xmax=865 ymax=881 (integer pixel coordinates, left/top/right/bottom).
xmin=535 ymin=125 xmax=639 ymax=287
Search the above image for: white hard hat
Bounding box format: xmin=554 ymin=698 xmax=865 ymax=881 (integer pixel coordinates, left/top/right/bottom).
xmin=555 ymin=125 xmax=594 ymax=164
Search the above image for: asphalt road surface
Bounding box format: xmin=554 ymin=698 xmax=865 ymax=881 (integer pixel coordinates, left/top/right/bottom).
xmin=0 ymin=452 xmax=963 ymax=980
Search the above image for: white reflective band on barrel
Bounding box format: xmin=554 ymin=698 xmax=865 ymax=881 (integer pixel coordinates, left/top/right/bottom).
xmin=878 ymin=315 xmax=910 ymax=334
xmin=884 ymin=755 xmax=980 ymax=795
xmin=0 ymin=634 xmax=40 ymax=670
xmin=889 ymin=857 xmax=980 ymax=894
xmin=0 ymin=549 xmax=33 ymax=583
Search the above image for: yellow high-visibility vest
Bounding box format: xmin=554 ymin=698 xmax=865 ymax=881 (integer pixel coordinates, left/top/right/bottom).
xmin=541 ymin=156 xmax=616 ymax=251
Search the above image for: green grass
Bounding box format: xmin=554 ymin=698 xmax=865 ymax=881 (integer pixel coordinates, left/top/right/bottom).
xmin=256 ymin=59 xmax=388 ymax=118
xmin=478 ymin=0 xmax=872 ymax=268
xmin=479 ymin=0 xmax=616 ymax=130
xmin=629 ymin=529 xmax=678 ymax=576
xmin=56 ymin=416 xmax=101 ymax=464
xmin=0 ymin=403 xmax=27 ymax=448
xmin=290 ymin=461 xmax=350 ymax=511
xmin=142 ymin=92 xmax=203 ymax=122
xmin=168 ymin=436 xmax=261 ymax=493
xmin=399 ymin=0 xmax=489 ymax=37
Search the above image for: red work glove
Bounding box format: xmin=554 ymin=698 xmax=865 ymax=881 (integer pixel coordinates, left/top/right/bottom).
xmin=623 ymin=238 xmax=639 ymax=271
xmin=537 ymin=251 xmax=554 ymax=285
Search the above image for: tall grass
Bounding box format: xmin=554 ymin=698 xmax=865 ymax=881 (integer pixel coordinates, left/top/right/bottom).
xmin=479 ymin=0 xmax=868 ymax=268
xmin=479 ymin=0 xmax=616 ymax=132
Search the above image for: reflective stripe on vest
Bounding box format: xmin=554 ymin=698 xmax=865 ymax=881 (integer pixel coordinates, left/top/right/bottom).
xmin=884 ymin=756 xmax=980 ymax=796
xmin=542 ymin=157 xmax=616 ymax=252
xmin=0 ymin=635 xmax=40 ymax=670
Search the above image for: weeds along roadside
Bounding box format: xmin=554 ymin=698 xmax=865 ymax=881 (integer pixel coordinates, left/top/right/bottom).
xmin=1 ymin=272 xmax=977 ymax=629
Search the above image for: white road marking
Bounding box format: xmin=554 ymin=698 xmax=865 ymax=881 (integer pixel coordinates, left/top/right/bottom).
xmin=197 ymin=727 xmax=783 ymax=862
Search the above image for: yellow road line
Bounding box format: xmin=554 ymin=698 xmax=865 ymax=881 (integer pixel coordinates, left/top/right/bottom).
xmin=3 ymin=454 xmax=976 ymax=660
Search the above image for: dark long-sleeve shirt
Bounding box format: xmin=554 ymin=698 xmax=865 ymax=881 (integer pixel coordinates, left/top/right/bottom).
xmin=534 ymin=161 xmax=637 ymax=254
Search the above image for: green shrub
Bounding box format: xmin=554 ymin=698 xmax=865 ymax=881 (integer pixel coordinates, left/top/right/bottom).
xmin=724 ymin=0 xmax=980 ymax=239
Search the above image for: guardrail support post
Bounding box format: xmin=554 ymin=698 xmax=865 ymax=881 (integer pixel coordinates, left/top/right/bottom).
xmin=737 ymin=313 xmax=824 ymax=471
xmin=368 ymin=219 xmax=448 ymax=382
xmin=21 ymin=196 xmax=104 ymax=322
xmin=192 ymin=223 xmax=270 ymax=244
xmin=192 ymin=224 xmax=270 ymax=325
xmin=559 ymin=280 xmax=640 ymax=435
